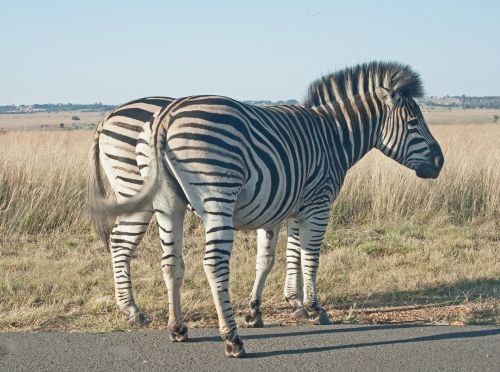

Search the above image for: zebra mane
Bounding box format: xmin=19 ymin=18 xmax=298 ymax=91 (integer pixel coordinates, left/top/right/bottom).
xmin=303 ymin=61 xmax=424 ymax=108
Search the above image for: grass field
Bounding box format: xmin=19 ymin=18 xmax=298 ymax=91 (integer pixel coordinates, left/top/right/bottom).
xmin=0 ymin=111 xmax=101 ymax=132
xmin=0 ymin=110 xmax=499 ymax=331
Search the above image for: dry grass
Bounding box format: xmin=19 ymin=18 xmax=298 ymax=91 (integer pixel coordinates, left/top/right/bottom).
xmin=0 ymin=131 xmax=91 ymax=234
xmin=0 ymin=222 xmax=498 ymax=331
xmin=1 ymin=125 xmax=498 ymax=234
xmin=0 ymin=121 xmax=499 ymax=331
xmin=0 ymin=111 xmax=101 ymax=131
xmin=422 ymin=108 xmax=500 ymax=126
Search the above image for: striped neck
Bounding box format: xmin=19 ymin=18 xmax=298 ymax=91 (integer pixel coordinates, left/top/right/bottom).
xmin=315 ymin=92 xmax=385 ymax=170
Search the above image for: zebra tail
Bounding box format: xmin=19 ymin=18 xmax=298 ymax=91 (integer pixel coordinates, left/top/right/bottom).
xmin=87 ymin=116 xmax=159 ymax=246
xmin=150 ymin=102 xmax=191 ymax=207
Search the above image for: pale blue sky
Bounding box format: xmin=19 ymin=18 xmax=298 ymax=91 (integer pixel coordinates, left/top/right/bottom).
xmin=1 ymin=0 xmax=499 ymax=105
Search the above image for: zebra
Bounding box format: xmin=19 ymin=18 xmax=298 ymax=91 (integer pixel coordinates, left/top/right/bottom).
xmin=91 ymin=61 xmax=444 ymax=357
xmin=89 ymin=96 xmax=315 ymax=329
xmin=89 ymin=96 xmax=174 ymax=326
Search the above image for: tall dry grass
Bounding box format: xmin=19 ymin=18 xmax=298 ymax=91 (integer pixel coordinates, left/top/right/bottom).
xmin=0 ymin=131 xmax=91 ymax=234
xmin=0 ymin=125 xmax=499 ymax=235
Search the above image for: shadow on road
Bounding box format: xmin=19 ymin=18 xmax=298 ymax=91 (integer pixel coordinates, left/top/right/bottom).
xmin=188 ymin=324 xmax=500 ymax=358
xmin=190 ymin=323 xmax=425 ymax=343
xmin=243 ymin=328 xmax=500 ymax=358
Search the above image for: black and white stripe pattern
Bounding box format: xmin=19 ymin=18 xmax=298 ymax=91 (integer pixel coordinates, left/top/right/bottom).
xmin=89 ymin=96 xmax=307 ymax=329
xmin=89 ymin=96 xmax=174 ymax=325
xmin=92 ymin=61 xmax=443 ymax=357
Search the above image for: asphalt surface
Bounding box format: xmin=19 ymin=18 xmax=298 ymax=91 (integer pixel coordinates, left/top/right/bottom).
xmin=0 ymin=324 xmax=499 ymax=371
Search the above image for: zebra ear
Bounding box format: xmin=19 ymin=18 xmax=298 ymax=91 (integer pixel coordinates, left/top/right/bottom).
xmin=375 ymin=87 xmax=401 ymax=107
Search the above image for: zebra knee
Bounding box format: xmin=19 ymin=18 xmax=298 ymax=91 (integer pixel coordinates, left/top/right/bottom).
xmin=162 ymin=263 xmax=183 ymax=286
xmin=256 ymin=254 xmax=275 ymax=273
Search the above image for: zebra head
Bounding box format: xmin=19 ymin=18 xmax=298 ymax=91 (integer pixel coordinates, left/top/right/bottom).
xmin=375 ymin=87 xmax=444 ymax=179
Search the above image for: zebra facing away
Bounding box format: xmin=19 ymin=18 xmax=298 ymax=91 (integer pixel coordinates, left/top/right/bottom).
xmin=89 ymin=96 xmax=317 ymax=328
xmin=89 ymin=96 xmax=174 ymax=326
xmin=92 ymin=61 xmax=444 ymax=357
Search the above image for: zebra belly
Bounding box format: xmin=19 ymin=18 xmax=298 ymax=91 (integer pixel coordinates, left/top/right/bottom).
xmin=232 ymin=207 xmax=292 ymax=230
xmin=232 ymin=177 xmax=298 ymax=230
xmin=169 ymin=161 xmax=298 ymax=231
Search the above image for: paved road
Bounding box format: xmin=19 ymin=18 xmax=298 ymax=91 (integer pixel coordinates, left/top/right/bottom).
xmin=0 ymin=324 xmax=499 ymax=371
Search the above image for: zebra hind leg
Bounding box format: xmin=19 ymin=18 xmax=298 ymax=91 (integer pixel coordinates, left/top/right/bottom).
xmin=109 ymin=211 xmax=153 ymax=326
xmin=154 ymin=195 xmax=188 ymax=342
xmin=245 ymin=224 xmax=281 ymax=328
xmin=202 ymin=215 xmax=245 ymax=357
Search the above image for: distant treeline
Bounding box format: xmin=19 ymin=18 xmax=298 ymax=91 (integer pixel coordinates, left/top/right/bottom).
xmin=0 ymin=103 xmax=116 ymax=114
xmin=2 ymin=96 xmax=499 ymax=114
xmin=0 ymin=100 xmax=300 ymax=114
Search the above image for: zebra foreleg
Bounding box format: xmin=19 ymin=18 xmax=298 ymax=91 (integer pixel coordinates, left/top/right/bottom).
xmin=299 ymin=214 xmax=331 ymax=325
xmin=154 ymin=197 xmax=188 ymax=342
xmin=283 ymin=218 xmax=308 ymax=320
xmin=245 ymin=224 xmax=281 ymax=328
xmin=203 ymin=215 xmax=245 ymax=358
xmin=109 ymin=211 xmax=152 ymax=326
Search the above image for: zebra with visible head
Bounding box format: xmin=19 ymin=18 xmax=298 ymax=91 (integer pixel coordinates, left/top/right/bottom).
xmin=89 ymin=96 xmax=324 ymax=328
xmin=91 ymin=61 xmax=443 ymax=357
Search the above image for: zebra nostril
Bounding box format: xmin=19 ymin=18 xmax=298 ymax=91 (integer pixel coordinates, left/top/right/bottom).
xmin=434 ymin=155 xmax=443 ymax=169
xmin=429 ymin=143 xmax=444 ymax=169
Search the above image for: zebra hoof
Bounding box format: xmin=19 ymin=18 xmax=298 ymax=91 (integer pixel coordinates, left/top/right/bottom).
xmin=244 ymin=308 xmax=265 ymax=328
xmin=128 ymin=311 xmax=151 ymax=327
xmin=311 ymin=309 xmax=331 ymax=325
xmin=291 ymin=307 xmax=309 ymax=321
xmin=169 ymin=324 xmax=189 ymax=342
xmin=224 ymin=336 xmax=246 ymax=358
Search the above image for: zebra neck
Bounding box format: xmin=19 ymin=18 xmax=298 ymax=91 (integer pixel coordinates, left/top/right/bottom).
xmin=316 ymin=97 xmax=383 ymax=171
